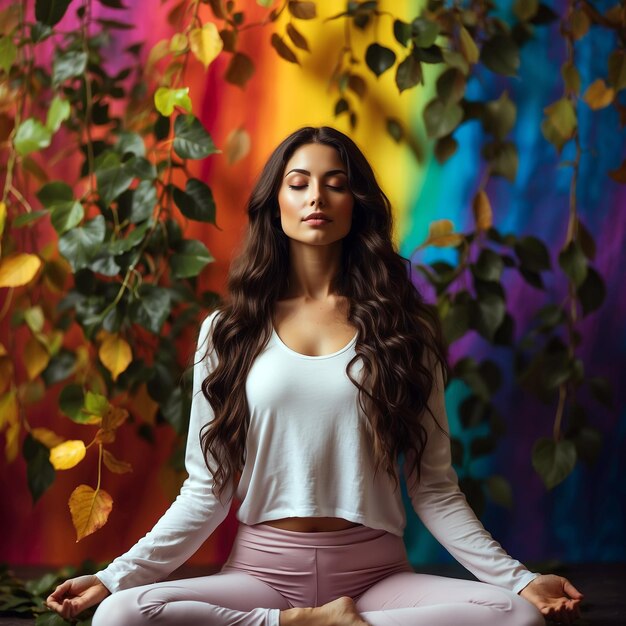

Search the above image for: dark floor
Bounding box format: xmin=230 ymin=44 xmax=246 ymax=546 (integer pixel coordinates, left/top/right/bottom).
xmin=1 ymin=562 xmax=624 ymax=625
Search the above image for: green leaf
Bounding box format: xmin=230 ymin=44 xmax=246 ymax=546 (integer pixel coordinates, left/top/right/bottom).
xmin=58 ymin=215 xmax=106 ymax=271
xmin=13 ymin=210 xmax=48 ymax=228
xmin=480 ymin=34 xmax=520 ymax=76
xmin=23 ymin=434 xmax=56 ymax=503
xmin=51 ymin=201 xmax=84 ymax=234
xmin=423 ymin=98 xmax=463 ymax=139
xmin=485 ymin=475 xmax=513 ymax=508
xmin=129 ymin=285 xmax=171 ymax=333
xmin=441 ymin=300 xmax=470 ymax=344
xmin=472 ymin=294 xmax=506 ymax=342
xmin=35 ymin=0 xmax=73 ymax=26
xmin=395 ymin=52 xmax=422 ymax=92
xmin=543 ymin=98 xmax=577 ymax=140
xmin=483 ymin=91 xmax=516 ymax=139
xmin=114 ymin=131 xmax=146 ymax=158
xmin=130 ymin=180 xmax=157 ymax=223
xmin=472 ymin=248 xmax=504 ymax=282
xmin=36 ymin=612 xmax=70 ymax=625
xmin=482 ymin=140 xmax=518 ymax=182
xmin=59 ymin=383 xmax=86 ymax=421
xmin=14 ymin=119 xmax=52 ymax=156
xmin=170 ymin=239 xmax=214 ymax=278
xmin=52 ymin=50 xmax=87 ymax=87
xmin=411 ymin=17 xmax=439 ymax=48
xmin=365 ymin=43 xmax=396 ymax=77
xmin=513 ymin=0 xmax=539 ymax=21
xmin=37 ymin=181 xmax=74 ymax=207
xmin=173 ymin=114 xmax=219 ymax=160
xmin=436 ymin=68 xmax=465 ymax=103
xmin=84 ymin=391 xmax=109 ymax=416
xmin=558 ymin=240 xmax=587 ymax=287
xmin=173 ymin=178 xmax=217 ymax=223
xmin=154 ymin=87 xmax=192 ymax=117
xmin=532 ymin=438 xmax=577 ymax=489
xmin=96 ymin=155 xmax=135 ymax=206
xmin=0 ymin=36 xmax=17 ymax=74
xmin=514 ymin=235 xmax=551 ymax=272
xmin=46 ymin=96 xmax=71 ymax=133
xmin=107 ymin=219 xmax=151 ymax=255
xmin=393 ymin=19 xmax=412 ymax=47
xmin=576 ymin=265 xmax=605 ymax=316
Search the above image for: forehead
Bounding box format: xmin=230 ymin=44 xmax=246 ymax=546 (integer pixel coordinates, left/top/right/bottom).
xmin=283 ymin=143 xmax=345 ymax=173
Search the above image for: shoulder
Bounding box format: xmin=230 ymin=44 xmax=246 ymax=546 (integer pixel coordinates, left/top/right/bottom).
xmin=196 ymin=310 xmax=222 ymax=352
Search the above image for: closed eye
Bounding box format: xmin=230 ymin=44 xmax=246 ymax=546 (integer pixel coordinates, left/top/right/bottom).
xmin=288 ymin=185 xmax=346 ymax=191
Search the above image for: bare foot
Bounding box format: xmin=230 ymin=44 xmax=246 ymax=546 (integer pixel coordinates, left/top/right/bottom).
xmin=280 ymin=596 xmax=370 ymax=626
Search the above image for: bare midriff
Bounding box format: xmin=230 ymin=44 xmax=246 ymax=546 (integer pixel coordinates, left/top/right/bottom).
xmin=259 ymin=516 xmax=362 ymax=532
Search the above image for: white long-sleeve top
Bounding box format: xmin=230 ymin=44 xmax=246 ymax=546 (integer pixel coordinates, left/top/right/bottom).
xmin=95 ymin=310 xmax=540 ymax=595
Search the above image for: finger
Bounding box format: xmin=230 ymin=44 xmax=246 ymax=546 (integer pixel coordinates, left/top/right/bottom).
xmin=49 ymin=580 xmax=72 ymax=601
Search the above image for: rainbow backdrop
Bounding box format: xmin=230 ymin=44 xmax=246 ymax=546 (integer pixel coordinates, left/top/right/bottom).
xmin=1 ymin=0 xmax=624 ymax=569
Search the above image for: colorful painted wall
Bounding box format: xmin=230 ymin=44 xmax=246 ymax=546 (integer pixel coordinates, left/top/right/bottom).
xmin=1 ymin=0 xmax=624 ymax=570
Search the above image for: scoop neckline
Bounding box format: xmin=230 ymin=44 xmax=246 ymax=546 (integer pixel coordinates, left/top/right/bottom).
xmin=272 ymin=326 xmax=358 ymax=360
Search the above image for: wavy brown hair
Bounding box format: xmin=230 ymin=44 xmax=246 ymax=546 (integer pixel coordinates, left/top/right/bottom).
xmin=198 ymin=125 xmax=449 ymax=502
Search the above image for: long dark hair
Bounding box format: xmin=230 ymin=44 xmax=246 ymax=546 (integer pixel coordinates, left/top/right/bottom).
xmin=199 ymin=126 xmax=449 ymax=501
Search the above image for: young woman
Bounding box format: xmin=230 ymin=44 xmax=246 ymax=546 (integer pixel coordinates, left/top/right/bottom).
xmin=46 ymin=126 xmax=583 ymax=625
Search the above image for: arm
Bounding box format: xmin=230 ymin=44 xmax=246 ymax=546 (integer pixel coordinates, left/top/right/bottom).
xmin=402 ymin=357 xmax=539 ymax=595
xmin=94 ymin=311 xmax=233 ymax=593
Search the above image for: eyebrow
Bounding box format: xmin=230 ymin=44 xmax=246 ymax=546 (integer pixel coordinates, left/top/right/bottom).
xmin=284 ymin=168 xmax=347 ymax=178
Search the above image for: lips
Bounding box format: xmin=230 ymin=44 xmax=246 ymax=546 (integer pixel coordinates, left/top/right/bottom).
xmin=303 ymin=212 xmax=331 ymax=221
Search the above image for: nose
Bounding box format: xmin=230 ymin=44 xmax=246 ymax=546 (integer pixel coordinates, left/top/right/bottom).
xmin=308 ymin=180 xmax=325 ymax=206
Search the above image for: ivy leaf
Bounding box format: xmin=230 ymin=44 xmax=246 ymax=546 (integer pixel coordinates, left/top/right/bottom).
xmin=0 ymin=253 xmax=42 ymax=287
xmin=52 ymin=50 xmax=87 ymax=87
xmin=393 ymin=19 xmax=412 ymax=47
xmin=69 ymin=484 xmax=113 ymax=541
xmin=459 ymin=25 xmax=479 ymax=64
xmin=114 ymin=132 xmax=146 ymax=158
xmin=23 ymin=434 xmax=56 ymax=503
xmin=154 ymin=87 xmax=191 ymax=117
xmin=14 ymin=118 xmax=52 ymax=156
xmin=411 ymin=17 xmax=439 ymax=48
xmin=0 ymin=36 xmax=17 ymax=74
xmin=130 ymin=180 xmax=157 ymax=223
xmin=189 ymin=23 xmax=223 ymax=69
xmin=129 ymin=285 xmax=171 ymax=333
xmin=395 ymin=51 xmax=422 ymax=92
xmin=423 ymin=98 xmax=463 ymax=139
xmin=270 ymin=33 xmax=299 ymax=64
xmin=514 ymin=235 xmax=551 ymax=272
xmin=365 ymin=43 xmax=396 ymax=77
xmin=170 ymin=239 xmax=214 ymax=278
xmin=58 ymin=215 xmax=106 ymax=271
xmin=583 ymin=79 xmax=615 ymax=110
xmin=173 ymin=178 xmax=217 ymax=223
xmin=50 ymin=440 xmax=87 ymax=470
xmin=51 ymin=201 xmax=84 ymax=234
xmin=576 ymin=266 xmax=605 ymax=316
xmin=471 ymin=293 xmax=506 ymax=342
xmin=472 ymin=248 xmax=503 ymax=282
xmin=532 ymin=438 xmax=577 ymax=489
xmin=95 ymin=153 xmax=135 ymax=206
xmin=485 ymin=475 xmax=513 ymax=508
xmin=35 ymin=0 xmax=72 ymax=26
xmin=558 ymin=240 xmax=587 ymax=287
xmin=46 ymin=96 xmax=71 ymax=132
xmin=286 ymin=23 xmax=309 ymax=51
xmin=59 ymin=384 xmax=85 ymax=422
xmin=483 ymin=91 xmax=516 ymax=140
xmin=173 ymin=114 xmax=219 ymax=160
xmin=224 ymin=52 xmax=255 ymax=88
xmin=288 ymin=1 xmax=316 ymax=19
xmin=480 ymin=34 xmax=519 ymax=76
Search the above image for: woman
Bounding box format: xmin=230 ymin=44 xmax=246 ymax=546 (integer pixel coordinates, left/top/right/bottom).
xmin=46 ymin=126 xmax=583 ymax=625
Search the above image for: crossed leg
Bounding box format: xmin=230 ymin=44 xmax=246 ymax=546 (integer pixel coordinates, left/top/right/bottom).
xmin=91 ymin=570 xmax=289 ymax=626
xmin=355 ymin=571 xmax=545 ymax=626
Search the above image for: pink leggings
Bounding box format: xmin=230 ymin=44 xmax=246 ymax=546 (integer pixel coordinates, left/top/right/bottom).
xmin=92 ymin=523 xmax=544 ymax=626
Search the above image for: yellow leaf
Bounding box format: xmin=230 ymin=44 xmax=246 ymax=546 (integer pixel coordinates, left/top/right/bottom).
xmin=128 ymin=383 xmax=158 ymax=425
xmin=102 ymin=406 xmax=129 ymax=432
xmin=473 ymin=190 xmax=493 ymax=231
xmin=225 ymin=127 xmax=251 ymax=164
xmin=570 ymin=9 xmax=590 ymax=40
xmin=0 ymin=389 xmax=17 ymax=431
xmin=189 ymin=23 xmax=223 ymax=69
xmin=103 ymin=449 xmax=132 ymax=474
xmin=43 ymin=258 xmax=70 ymax=293
xmin=31 ymin=427 xmax=64 ymax=449
xmin=5 ymin=419 xmax=19 ymax=462
xmin=69 ymin=484 xmax=113 ymax=541
xmin=50 ymin=440 xmax=86 ymax=470
xmin=428 ymin=219 xmax=454 ymax=239
xmin=24 ymin=335 xmax=50 ymax=380
xmin=99 ymin=335 xmax=132 ymax=381
xmin=170 ymin=32 xmax=188 ymax=53
xmin=0 ymin=343 xmax=6 ymax=356
xmin=544 ymin=98 xmax=577 ymax=139
xmin=459 ymin=26 xmax=479 ymax=64
xmin=146 ymin=39 xmax=170 ymax=74
xmin=0 ymin=201 xmax=6 ymax=238
xmin=583 ymin=79 xmax=615 ymax=110
xmin=0 ymin=253 xmax=42 ymax=288
xmin=0 ymin=357 xmax=13 ymax=394
xmin=18 ymin=379 xmax=45 ymax=404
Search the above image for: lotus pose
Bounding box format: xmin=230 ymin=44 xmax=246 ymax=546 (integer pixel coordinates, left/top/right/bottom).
xmin=47 ymin=126 xmax=583 ymax=625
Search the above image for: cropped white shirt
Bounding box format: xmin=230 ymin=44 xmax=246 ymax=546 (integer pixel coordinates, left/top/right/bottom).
xmin=95 ymin=311 xmax=539 ymax=595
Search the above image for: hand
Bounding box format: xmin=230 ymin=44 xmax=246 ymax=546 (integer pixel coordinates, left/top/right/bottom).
xmin=519 ymin=574 xmax=583 ymax=624
xmin=45 ymin=574 xmax=110 ymax=620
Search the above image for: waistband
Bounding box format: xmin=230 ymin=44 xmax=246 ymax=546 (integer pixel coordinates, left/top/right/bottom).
xmin=235 ymin=522 xmax=391 ymax=547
